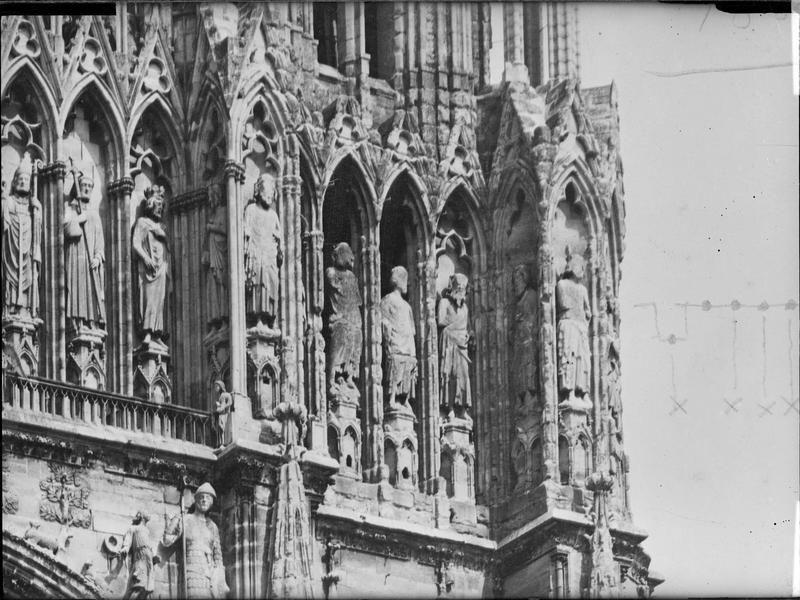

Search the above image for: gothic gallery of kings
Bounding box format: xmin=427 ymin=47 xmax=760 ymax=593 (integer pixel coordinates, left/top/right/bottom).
xmin=1 ymin=3 xmax=661 ymax=599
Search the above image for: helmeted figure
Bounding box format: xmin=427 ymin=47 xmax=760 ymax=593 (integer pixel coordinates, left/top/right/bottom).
xmin=437 ymin=273 xmax=472 ymax=420
xmin=509 ymin=263 xmax=537 ymax=406
xmin=202 ymin=183 xmax=227 ymax=328
xmin=132 ymin=186 xmax=169 ymax=346
xmin=2 ymin=152 xmax=42 ymax=318
xmin=118 ymin=511 xmax=156 ymax=600
xmin=324 ymin=242 xmax=362 ymax=390
xmin=380 ymin=266 xmax=417 ymax=411
xmin=555 ymin=249 xmax=591 ymax=402
xmin=162 ymin=482 xmax=228 ymax=599
xmin=244 ymin=173 xmax=283 ymax=330
xmin=63 ymin=166 xmax=105 ymax=330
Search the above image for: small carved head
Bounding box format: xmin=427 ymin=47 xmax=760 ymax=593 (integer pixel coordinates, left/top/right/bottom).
xmin=390 ymin=266 xmax=408 ymax=295
xmin=77 ymin=173 xmax=94 ymax=202
xmin=446 ymin=273 xmax=469 ymax=306
xmin=194 ymin=482 xmax=216 ymax=514
xmin=143 ymin=185 xmax=166 ymax=220
xmin=133 ymin=510 xmax=150 ymax=525
xmin=563 ymin=247 xmax=585 ymax=281
xmin=254 ymin=172 xmax=277 ymax=207
xmin=331 ymin=242 xmax=355 ymax=271
xmin=213 ymin=379 xmax=226 ymax=394
xmin=12 ymin=152 xmax=32 ymax=195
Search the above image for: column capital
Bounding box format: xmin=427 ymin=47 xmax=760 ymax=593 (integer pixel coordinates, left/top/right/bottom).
xmin=42 ymin=160 xmax=67 ymax=180
xmin=224 ymin=160 xmax=246 ymax=182
xmin=109 ymin=176 xmax=135 ymax=195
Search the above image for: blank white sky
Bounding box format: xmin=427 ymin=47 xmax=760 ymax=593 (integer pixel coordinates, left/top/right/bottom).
xmin=579 ymin=3 xmax=799 ymax=596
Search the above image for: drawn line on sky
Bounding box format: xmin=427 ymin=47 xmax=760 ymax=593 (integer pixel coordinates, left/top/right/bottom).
xmin=645 ymin=62 xmax=793 ymax=77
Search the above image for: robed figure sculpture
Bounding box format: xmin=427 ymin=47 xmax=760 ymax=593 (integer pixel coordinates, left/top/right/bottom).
xmin=555 ymin=249 xmax=592 ymax=404
xmin=244 ymin=173 xmax=283 ymax=331
xmin=437 ymin=273 xmax=472 ymax=421
xmin=2 ymin=152 xmax=42 ymax=318
xmin=132 ymin=186 xmax=168 ymax=347
xmin=63 ymin=162 xmax=105 ymax=330
xmin=324 ymin=242 xmax=362 ymax=392
xmin=380 ymin=265 xmax=417 ymax=412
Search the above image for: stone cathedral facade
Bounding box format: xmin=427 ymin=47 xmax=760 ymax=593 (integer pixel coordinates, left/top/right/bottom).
xmin=1 ymin=3 xmax=662 ymax=598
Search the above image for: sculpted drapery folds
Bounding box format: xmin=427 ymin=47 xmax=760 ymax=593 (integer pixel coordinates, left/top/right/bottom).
xmin=117 ymin=511 xmax=156 ymax=600
xmin=437 ymin=273 xmax=472 ymax=420
xmin=63 ymin=164 xmax=106 ymax=330
xmin=380 ymin=265 xmax=418 ymax=411
xmin=555 ymin=249 xmax=592 ymax=403
xmin=244 ymin=173 xmax=283 ymax=330
xmin=510 ymin=263 xmax=538 ymax=406
xmin=324 ymin=242 xmax=362 ymax=391
xmin=132 ymin=186 xmax=168 ymax=346
xmin=2 ymin=152 xmax=42 ymax=318
xmin=162 ymin=483 xmax=228 ymax=600
xmin=202 ymin=183 xmax=227 ymax=328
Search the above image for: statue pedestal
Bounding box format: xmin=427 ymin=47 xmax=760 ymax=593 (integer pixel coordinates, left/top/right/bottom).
xmin=133 ymin=340 xmax=171 ymax=403
xmin=439 ymin=418 xmax=475 ymax=501
xmin=559 ymin=395 xmax=593 ymax=431
xmin=67 ymin=324 xmax=106 ymax=389
xmin=383 ymin=407 xmax=418 ymax=489
xmin=246 ymin=325 xmax=281 ymax=419
xmin=327 ymin=383 xmax=361 ymax=477
xmin=2 ymin=314 xmax=41 ymax=375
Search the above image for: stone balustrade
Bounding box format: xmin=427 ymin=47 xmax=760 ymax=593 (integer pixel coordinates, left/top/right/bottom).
xmin=2 ymin=373 xmax=216 ymax=447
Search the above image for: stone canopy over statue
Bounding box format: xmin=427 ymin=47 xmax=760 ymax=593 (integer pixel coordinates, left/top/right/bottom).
xmin=132 ymin=185 xmax=169 ymax=348
xmin=555 ymin=247 xmax=592 ymax=406
xmin=437 ymin=273 xmax=472 ymax=421
xmin=244 ymin=173 xmax=283 ymax=333
xmin=2 ymin=152 xmax=42 ymax=319
xmin=63 ymin=161 xmax=105 ymax=331
xmin=324 ymin=242 xmax=362 ymax=393
xmin=380 ymin=266 xmax=417 ymax=412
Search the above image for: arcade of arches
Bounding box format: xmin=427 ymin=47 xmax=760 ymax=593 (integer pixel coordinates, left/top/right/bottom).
xmin=1 ymin=4 xmax=660 ymax=599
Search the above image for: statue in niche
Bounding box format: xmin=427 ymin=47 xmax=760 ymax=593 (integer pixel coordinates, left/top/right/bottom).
xmin=380 ymin=266 xmax=417 ymax=413
xmin=244 ymin=173 xmax=283 ymax=333
xmin=202 ymin=183 xmax=227 ymax=329
xmin=2 ymin=152 xmax=41 ymax=318
xmin=437 ymin=273 xmax=472 ymax=421
xmin=64 ymin=162 xmax=105 ymax=331
xmin=132 ymin=186 xmax=168 ymax=348
xmin=117 ymin=511 xmax=157 ymax=600
xmin=213 ymin=380 xmax=233 ymax=449
xmin=324 ymin=242 xmax=362 ymax=392
xmin=509 ymin=263 xmax=537 ymax=409
xmin=162 ymin=482 xmax=229 ymax=599
xmin=555 ymin=248 xmax=592 ymax=404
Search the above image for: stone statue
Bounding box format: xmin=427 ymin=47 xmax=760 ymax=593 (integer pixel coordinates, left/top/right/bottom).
xmin=324 ymin=242 xmax=362 ymax=391
xmin=244 ymin=173 xmax=283 ymax=331
xmin=132 ymin=186 xmax=168 ymax=347
xmin=509 ymin=263 xmax=537 ymax=407
xmin=556 ymin=249 xmax=591 ymax=403
xmin=380 ymin=266 xmax=417 ymax=411
xmin=202 ymin=184 xmax=227 ymax=328
xmin=437 ymin=273 xmax=472 ymax=420
xmin=213 ymin=380 xmax=232 ymax=449
xmin=118 ymin=511 xmax=156 ymax=600
xmin=162 ymin=482 xmax=228 ymax=599
xmin=64 ymin=163 xmax=105 ymax=330
xmin=2 ymin=152 xmax=42 ymax=318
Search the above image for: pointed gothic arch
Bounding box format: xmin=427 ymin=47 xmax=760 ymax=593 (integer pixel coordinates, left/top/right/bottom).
xmin=1 ymin=58 xmax=59 ymax=161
